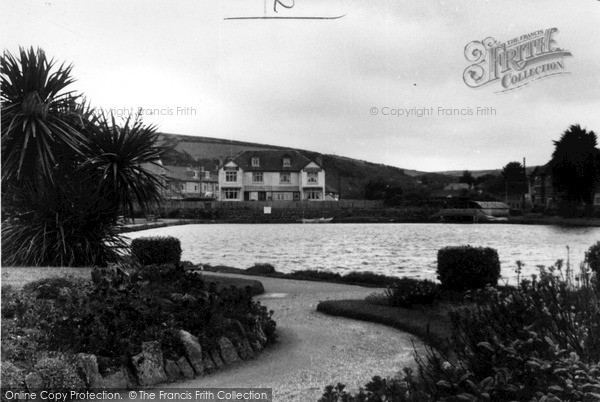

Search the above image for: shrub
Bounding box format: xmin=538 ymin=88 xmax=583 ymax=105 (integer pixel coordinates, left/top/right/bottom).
xmin=384 ymin=278 xmax=439 ymax=307
xmin=22 ymin=276 xmax=88 ymax=299
xmin=323 ymin=261 xmax=600 ymax=401
xmin=131 ymin=236 xmax=182 ymax=266
xmin=586 ymin=241 xmax=600 ymax=274
xmin=437 ymin=245 xmax=500 ymax=290
xmin=4 ymin=262 xmax=276 ymax=373
xmin=341 ymin=271 xmax=394 ymax=287
xmin=33 ymin=353 xmax=85 ymax=391
xmin=1 ymin=361 xmax=25 ymax=395
xmin=246 ymin=263 xmax=276 ymax=275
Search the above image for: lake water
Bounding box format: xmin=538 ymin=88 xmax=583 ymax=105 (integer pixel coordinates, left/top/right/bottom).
xmin=126 ymin=223 xmax=600 ymax=284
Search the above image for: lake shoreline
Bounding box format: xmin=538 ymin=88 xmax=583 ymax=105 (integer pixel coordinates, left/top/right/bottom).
xmin=119 ymin=215 xmax=600 ymax=233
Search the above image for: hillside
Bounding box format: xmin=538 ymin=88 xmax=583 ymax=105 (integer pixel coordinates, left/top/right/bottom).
xmin=157 ymin=133 xmax=432 ymax=199
xmin=437 ymin=166 xmax=538 ymax=178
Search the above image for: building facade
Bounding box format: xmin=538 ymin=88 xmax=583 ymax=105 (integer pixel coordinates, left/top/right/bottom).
xmin=218 ymin=150 xmax=326 ymax=201
xmin=164 ymin=166 xmax=219 ymax=199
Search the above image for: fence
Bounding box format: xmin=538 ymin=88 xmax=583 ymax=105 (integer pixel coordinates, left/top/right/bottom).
xmin=136 ymin=199 xmax=384 ymax=214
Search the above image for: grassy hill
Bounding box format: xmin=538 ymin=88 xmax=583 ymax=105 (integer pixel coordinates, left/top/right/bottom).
xmin=158 ymin=133 xmax=432 ymax=199
xmin=436 ymin=166 xmax=538 ymax=178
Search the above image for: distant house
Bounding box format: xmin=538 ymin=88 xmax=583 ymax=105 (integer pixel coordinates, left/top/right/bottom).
xmin=529 ymin=164 xmax=554 ymax=208
xmin=164 ymin=166 xmax=218 ymax=200
xmin=217 ymin=150 xmax=326 ymax=201
xmin=529 ymin=162 xmax=600 ymax=211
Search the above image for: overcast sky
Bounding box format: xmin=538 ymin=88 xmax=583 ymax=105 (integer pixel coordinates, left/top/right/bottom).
xmin=2 ymin=0 xmax=599 ymax=171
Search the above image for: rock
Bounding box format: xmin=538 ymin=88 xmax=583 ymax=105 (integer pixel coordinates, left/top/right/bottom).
xmin=256 ymin=323 xmax=268 ymax=345
xmin=163 ymin=359 xmax=182 ymax=382
xmin=222 ymin=318 xmax=246 ymax=338
xmin=202 ymin=354 xmax=216 ymax=373
xmin=210 ymin=351 xmax=224 ymax=369
xmin=178 ymin=330 xmax=204 ymax=375
xmin=181 ymin=293 xmax=197 ymax=303
xmin=25 ymin=372 xmax=44 ymax=390
xmin=242 ymin=339 xmax=255 ymax=358
xmin=235 ymin=339 xmax=254 ymax=360
xmin=100 ymin=368 xmax=130 ymax=388
xmin=176 ymin=357 xmax=195 ymax=380
xmin=250 ymin=340 xmax=263 ymax=353
xmin=218 ymin=337 xmax=241 ymax=365
xmin=131 ymin=341 xmax=167 ymax=386
xmin=75 ymin=353 xmax=103 ymax=388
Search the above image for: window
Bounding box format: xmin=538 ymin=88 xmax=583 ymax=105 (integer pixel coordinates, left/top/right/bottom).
xmin=204 ymin=171 xmax=210 ymax=179
xmin=226 ymin=171 xmax=237 ymax=182
xmin=252 ymin=157 xmax=260 ymax=167
xmin=280 ymin=172 xmax=291 ymax=184
xmin=252 ymin=172 xmax=264 ymax=182
xmin=306 ymin=190 xmax=321 ymax=200
xmin=283 ymin=157 xmax=291 ymax=167
xmin=194 ymin=184 xmax=198 ymax=191
xmin=307 ymin=172 xmax=318 ymax=184
xmin=224 ymin=189 xmax=239 ymax=200
xmin=274 ymin=192 xmax=293 ymax=200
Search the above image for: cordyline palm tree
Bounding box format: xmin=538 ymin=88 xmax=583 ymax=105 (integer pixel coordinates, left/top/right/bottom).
xmin=1 ymin=47 xmax=168 ymax=266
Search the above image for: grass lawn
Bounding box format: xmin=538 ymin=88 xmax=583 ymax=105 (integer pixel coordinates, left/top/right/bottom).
xmin=1 ymin=266 xmax=265 ymax=295
xmin=317 ymin=299 xmax=455 ymax=357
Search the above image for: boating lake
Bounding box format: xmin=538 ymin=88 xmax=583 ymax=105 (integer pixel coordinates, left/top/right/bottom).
xmin=126 ymin=223 xmax=600 ymax=285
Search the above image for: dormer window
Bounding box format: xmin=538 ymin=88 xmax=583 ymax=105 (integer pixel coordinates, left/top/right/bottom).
xmin=282 ymin=156 xmax=291 ymax=167
xmin=252 ymin=157 xmax=260 ymax=167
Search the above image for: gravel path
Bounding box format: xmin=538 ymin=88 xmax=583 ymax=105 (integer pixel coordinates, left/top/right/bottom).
xmin=174 ymin=273 xmax=427 ymax=401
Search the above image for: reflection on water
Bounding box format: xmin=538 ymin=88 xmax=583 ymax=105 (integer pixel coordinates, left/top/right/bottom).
xmin=126 ymin=223 xmax=599 ymax=284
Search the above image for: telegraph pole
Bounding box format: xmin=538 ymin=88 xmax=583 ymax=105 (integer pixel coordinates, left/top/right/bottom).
xmin=522 ymin=157 xmax=527 ymax=216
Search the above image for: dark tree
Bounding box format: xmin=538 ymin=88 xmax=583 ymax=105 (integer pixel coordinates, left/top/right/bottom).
xmin=459 ymin=170 xmax=475 ymax=187
xmin=550 ymin=124 xmax=600 ymax=217
xmin=364 ymin=177 xmax=388 ymax=200
xmin=501 ymin=161 xmax=527 ymax=194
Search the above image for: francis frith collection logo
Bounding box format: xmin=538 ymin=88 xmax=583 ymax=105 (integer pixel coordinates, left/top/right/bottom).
xmin=463 ymin=28 xmax=572 ymax=92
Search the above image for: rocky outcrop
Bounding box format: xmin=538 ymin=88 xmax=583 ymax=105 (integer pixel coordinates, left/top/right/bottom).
xmin=218 ymin=337 xmax=241 ymax=365
xmin=164 ymin=359 xmax=182 ymax=382
xmin=178 ymin=330 xmax=204 ymax=375
xmin=211 ymin=351 xmax=225 ymax=369
xmin=25 ymin=372 xmax=44 ymax=390
xmin=235 ymin=339 xmax=255 ymax=360
xmin=131 ymin=341 xmax=168 ymax=386
xmin=176 ymin=357 xmax=195 ymax=379
xmin=75 ymin=353 xmax=103 ymax=387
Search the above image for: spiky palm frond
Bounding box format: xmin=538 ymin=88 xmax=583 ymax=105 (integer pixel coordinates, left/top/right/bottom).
xmin=84 ymin=113 xmax=169 ymax=217
xmin=1 ymin=47 xmax=88 ymax=183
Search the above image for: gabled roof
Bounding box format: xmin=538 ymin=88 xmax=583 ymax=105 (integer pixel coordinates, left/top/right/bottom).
xmin=228 ymin=150 xmax=315 ymax=172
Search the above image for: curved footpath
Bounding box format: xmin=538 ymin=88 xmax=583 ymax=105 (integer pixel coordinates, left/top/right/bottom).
xmin=163 ymin=273 xmax=427 ymax=401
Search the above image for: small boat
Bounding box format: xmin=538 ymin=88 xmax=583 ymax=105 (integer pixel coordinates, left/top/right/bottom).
xmin=301 ymin=217 xmax=333 ymax=223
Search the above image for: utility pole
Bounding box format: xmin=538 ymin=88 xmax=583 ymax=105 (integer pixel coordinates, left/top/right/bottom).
xmin=522 ymin=157 xmax=527 ymax=217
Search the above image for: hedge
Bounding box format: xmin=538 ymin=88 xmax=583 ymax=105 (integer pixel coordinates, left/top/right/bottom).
xmin=131 ymin=236 xmax=182 ymax=266
xmin=437 ymin=245 xmax=500 ymax=290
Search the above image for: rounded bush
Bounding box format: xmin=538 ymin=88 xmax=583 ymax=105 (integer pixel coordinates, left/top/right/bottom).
xmin=437 ymin=245 xmax=500 ymax=290
xmin=246 ymin=263 xmax=276 ymax=275
xmin=131 ymin=236 xmax=182 ymax=266
xmin=586 ymin=241 xmax=600 ymax=273
xmin=385 ymin=278 xmax=440 ymax=307
xmin=34 ymin=353 xmax=85 ymax=390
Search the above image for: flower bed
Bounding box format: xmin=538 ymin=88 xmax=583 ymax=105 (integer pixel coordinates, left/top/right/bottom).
xmin=1 ymin=263 xmax=276 ymax=393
